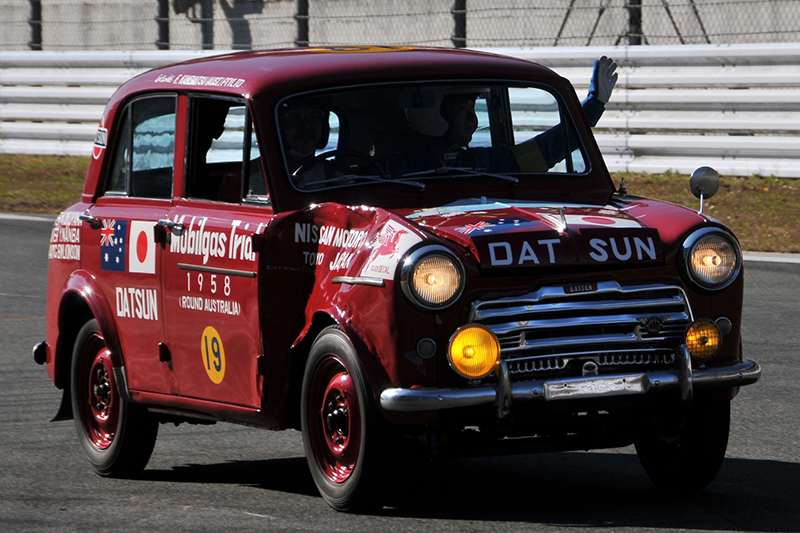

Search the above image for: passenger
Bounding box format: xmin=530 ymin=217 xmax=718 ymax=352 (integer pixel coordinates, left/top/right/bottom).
xmin=278 ymin=101 xmax=336 ymax=188
xmin=191 ymin=99 xmax=232 ymax=200
xmin=390 ymin=56 xmax=618 ymax=176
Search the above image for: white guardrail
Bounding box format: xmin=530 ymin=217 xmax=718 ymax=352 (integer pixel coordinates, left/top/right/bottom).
xmin=3 ymin=44 xmax=800 ymax=177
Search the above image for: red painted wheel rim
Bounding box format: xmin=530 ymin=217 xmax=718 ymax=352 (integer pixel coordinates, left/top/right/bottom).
xmin=77 ymin=332 xmax=119 ymax=450
xmin=307 ymin=356 xmax=362 ymax=484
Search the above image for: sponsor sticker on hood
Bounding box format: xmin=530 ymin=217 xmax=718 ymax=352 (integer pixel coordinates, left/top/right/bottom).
xmin=360 ymin=220 xmax=422 ymax=280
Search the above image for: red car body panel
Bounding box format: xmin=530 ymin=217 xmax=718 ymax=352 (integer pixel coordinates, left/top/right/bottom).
xmin=41 ymin=46 xmax=755 ymax=443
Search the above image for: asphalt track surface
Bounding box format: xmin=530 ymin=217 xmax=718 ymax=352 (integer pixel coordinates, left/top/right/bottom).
xmin=1 ymin=215 xmax=798 ymax=532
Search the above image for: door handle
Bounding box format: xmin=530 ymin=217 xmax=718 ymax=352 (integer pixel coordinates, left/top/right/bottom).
xmin=158 ymin=219 xmax=186 ymax=237
xmin=79 ymin=213 xmax=102 ymax=229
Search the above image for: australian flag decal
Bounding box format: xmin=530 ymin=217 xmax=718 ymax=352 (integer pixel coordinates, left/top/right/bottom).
xmin=456 ymin=217 xmax=539 ymax=236
xmin=100 ymin=219 xmax=127 ymax=271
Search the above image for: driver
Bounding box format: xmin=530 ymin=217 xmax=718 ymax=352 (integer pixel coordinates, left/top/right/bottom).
xmin=278 ymin=101 xmax=335 ymax=188
xmin=393 ymin=56 xmax=618 ymax=176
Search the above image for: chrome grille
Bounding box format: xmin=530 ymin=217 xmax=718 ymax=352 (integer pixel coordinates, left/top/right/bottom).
xmin=470 ymin=282 xmax=692 ymax=378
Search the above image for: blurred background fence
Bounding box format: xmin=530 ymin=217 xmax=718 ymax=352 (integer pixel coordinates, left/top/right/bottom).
xmin=4 ymin=1 xmax=800 ymax=176
xmin=3 ymin=0 xmax=800 ymax=51
xmin=5 ymin=43 xmax=800 ymax=178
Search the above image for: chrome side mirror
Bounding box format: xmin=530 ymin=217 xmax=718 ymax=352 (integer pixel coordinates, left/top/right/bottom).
xmin=689 ymin=166 xmax=720 ymax=214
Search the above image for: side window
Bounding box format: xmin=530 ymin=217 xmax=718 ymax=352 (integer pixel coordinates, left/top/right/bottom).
xmin=470 ymin=95 xmax=491 ymax=148
xmin=245 ymin=128 xmax=268 ymax=202
xmin=105 ymin=95 xmax=177 ymax=198
xmin=318 ymin=111 xmax=339 ymax=153
xmin=187 ymin=97 xmax=266 ymax=203
xmin=106 ymin=111 xmax=131 ymax=195
xmin=508 ymin=87 xmax=587 ymax=173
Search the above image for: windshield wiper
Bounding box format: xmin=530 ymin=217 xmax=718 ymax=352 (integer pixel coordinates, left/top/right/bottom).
xmin=323 ymin=173 xmax=426 ymax=191
xmin=401 ymin=167 xmax=518 ymax=185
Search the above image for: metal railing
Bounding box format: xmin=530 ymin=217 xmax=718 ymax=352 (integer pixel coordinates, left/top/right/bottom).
xmin=2 ymin=44 xmax=800 ymax=177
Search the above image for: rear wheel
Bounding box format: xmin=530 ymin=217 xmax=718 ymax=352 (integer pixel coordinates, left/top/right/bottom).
xmin=635 ymin=398 xmax=730 ymax=491
xmin=70 ymin=319 xmax=158 ymax=477
xmin=301 ymin=326 xmax=388 ymax=512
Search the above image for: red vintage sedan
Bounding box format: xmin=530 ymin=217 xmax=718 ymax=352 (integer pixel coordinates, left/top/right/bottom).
xmin=34 ymin=46 xmax=759 ymax=512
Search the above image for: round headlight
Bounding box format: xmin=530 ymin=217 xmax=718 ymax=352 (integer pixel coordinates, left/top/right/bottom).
xmin=448 ymin=325 xmax=500 ymax=379
xmin=685 ymin=320 xmax=722 ymax=362
xmin=401 ymin=245 xmax=464 ymax=310
xmin=683 ymin=228 xmax=741 ymax=290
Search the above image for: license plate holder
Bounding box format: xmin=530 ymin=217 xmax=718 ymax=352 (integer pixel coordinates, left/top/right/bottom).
xmin=544 ymin=374 xmax=646 ymax=400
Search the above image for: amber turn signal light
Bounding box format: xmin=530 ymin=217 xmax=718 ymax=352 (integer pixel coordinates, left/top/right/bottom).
xmin=448 ymin=325 xmax=501 ymax=379
xmin=685 ymin=320 xmax=721 ymax=362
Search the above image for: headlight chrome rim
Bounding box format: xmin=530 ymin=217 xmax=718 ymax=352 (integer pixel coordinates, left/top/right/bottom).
xmin=400 ymin=245 xmax=465 ymax=310
xmin=682 ymin=227 xmax=741 ymax=291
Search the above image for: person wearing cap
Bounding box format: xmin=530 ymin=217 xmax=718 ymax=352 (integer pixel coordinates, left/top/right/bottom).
xmin=392 ymin=56 xmax=618 ymax=176
xmin=190 ymin=99 xmax=232 ymax=200
xmin=279 ymin=101 xmax=338 ymax=188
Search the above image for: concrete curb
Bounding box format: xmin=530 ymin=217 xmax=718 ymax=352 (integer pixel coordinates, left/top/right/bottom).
xmin=742 ymin=251 xmax=800 ymax=264
xmin=0 ymin=213 xmax=57 ymax=222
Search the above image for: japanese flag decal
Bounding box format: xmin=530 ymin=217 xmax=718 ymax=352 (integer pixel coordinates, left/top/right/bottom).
xmin=128 ymin=221 xmax=156 ymax=274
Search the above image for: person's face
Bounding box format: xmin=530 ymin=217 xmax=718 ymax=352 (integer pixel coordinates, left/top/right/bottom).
xmin=441 ymin=96 xmax=478 ymax=148
xmin=280 ymin=105 xmax=325 ymax=158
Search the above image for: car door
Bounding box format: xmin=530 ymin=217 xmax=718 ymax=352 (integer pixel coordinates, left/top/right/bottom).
xmin=159 ymin=94 xmax=270 ymax=407
xmin=81 ymin=94 xmax=178 ymax=395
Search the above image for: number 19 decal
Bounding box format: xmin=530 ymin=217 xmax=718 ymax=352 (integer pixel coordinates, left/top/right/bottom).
xmin=201 ymin=326 xmax=226 ymax=384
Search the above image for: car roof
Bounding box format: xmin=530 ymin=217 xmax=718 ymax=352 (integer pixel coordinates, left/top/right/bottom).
xmin=85 ymin=46 xmax=611 ymax=211
xmin=113 ymin=46 xmax=561 ymax=101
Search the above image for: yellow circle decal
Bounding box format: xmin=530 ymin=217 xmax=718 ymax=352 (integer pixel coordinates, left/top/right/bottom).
xmin=201 ymin=326 xmax=226 ymax=384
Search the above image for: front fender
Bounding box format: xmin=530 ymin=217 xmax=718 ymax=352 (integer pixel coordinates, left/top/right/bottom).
xmin=257 ymin=204 xmax=438 ymax=425
xmin=294 ymin=310 xmax=392 ymax=403
xmin=289 ymin=204 xmax=432 ymax=388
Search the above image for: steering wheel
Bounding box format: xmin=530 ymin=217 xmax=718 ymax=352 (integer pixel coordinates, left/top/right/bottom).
xmin=292 ymin=150 xmax=388 ymax=181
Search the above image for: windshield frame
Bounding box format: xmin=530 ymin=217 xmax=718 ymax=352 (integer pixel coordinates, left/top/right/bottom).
xmin=255 ymin=76 xmax=614 ymax=212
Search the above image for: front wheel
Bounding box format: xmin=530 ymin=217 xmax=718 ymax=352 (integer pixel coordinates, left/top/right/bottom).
xmin=635 ymin=397 xmax=730 ymax=491
xmin=300 ymin=326 xmax=388 ymax=512
xmin=70 ymin=319 xmax=158 ymax=477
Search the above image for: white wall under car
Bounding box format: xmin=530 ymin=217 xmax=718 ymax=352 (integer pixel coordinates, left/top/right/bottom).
xmin=2 ymin=44 xmax=800 ymax=178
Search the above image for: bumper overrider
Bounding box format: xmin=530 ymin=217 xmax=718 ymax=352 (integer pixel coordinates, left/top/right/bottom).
xmin=380 ymin=346 xmax=760 ymax=417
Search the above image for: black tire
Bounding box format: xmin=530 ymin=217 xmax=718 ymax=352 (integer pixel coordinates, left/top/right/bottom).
xmin=300 ymin=326 xmax=388 ymax=512
xmin=634 ymin=398 xmax=730 ymax=491
xmin=70 ymin=319 xmax=158 ymax=477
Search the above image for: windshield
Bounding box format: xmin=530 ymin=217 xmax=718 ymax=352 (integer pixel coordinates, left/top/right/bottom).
xmin=276 ymin=82 xmax=590 ymax=192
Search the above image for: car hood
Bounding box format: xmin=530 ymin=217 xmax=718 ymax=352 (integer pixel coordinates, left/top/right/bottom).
xmin=400 ymin=199 xmax=706 ymax=269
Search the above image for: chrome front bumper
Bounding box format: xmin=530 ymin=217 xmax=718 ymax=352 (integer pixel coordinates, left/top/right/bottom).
xmin=380 ymin=346 xmax=760 ymax=417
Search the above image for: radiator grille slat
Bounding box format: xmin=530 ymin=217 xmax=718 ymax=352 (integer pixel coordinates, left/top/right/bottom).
xmin=470 ymin=282 xmax=692 ymax=378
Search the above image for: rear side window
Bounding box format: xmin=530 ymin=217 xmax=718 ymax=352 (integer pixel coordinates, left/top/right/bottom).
xmin=105 ymin=95 xmax=177 ymax=199
xmin=186 ymin=96 xmax=267 ymax=204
